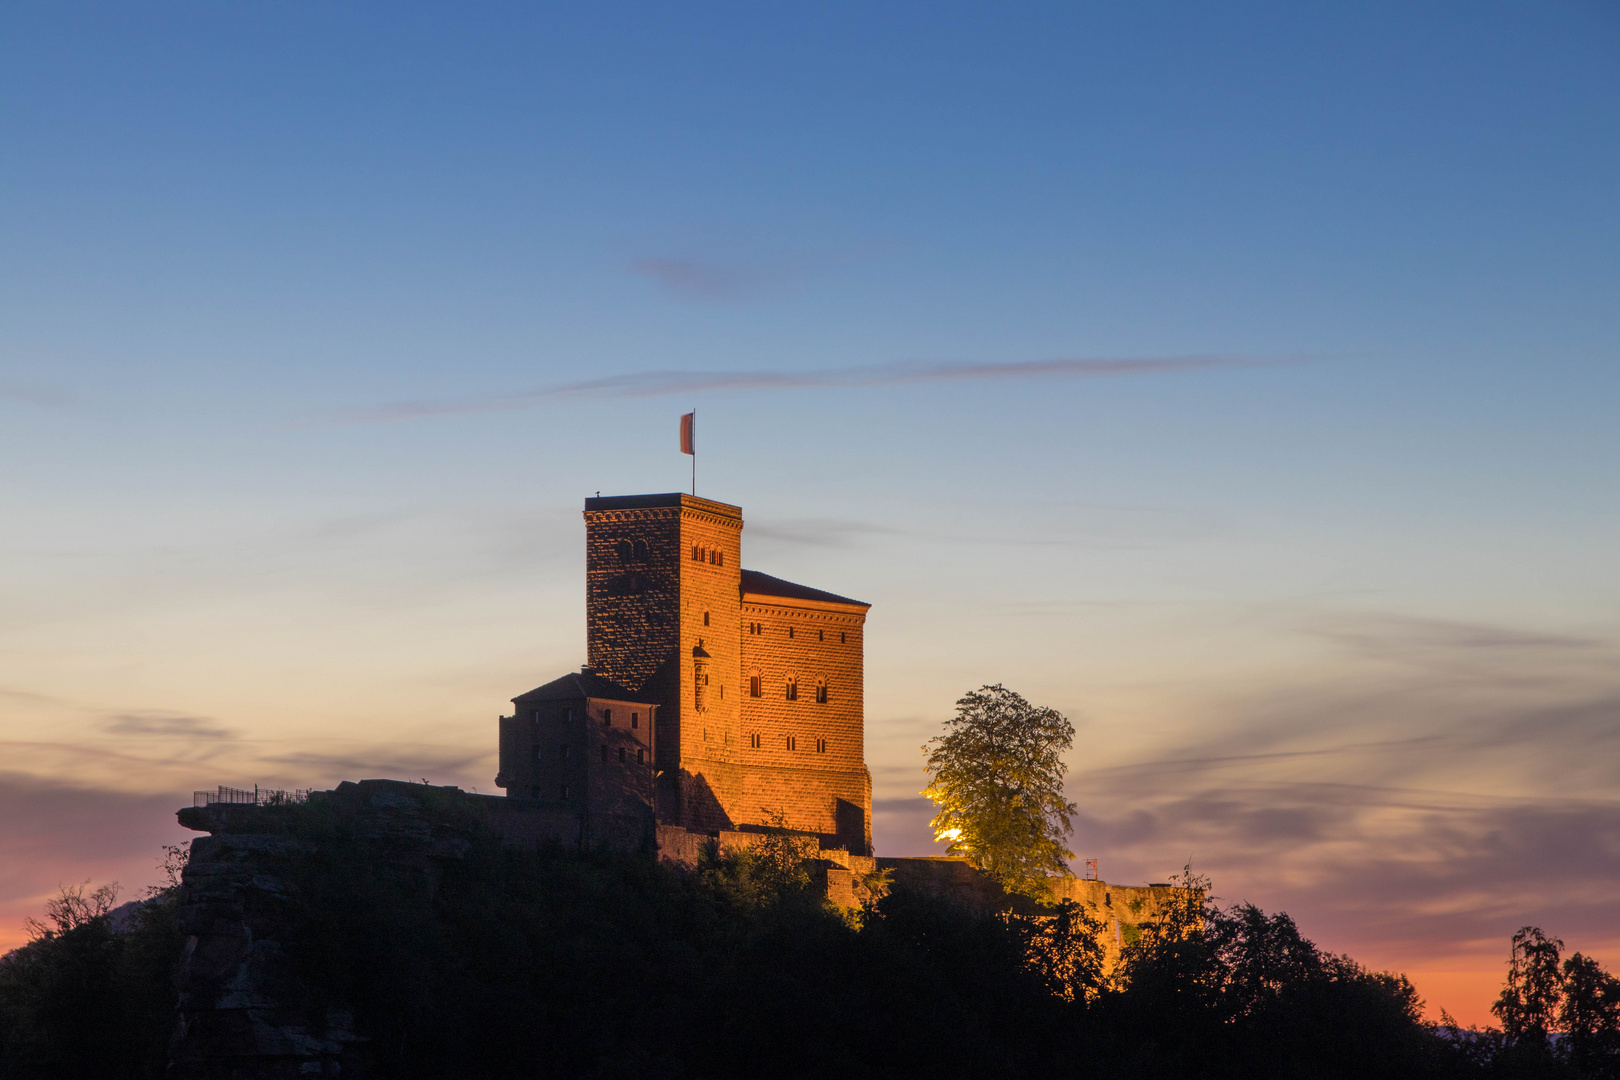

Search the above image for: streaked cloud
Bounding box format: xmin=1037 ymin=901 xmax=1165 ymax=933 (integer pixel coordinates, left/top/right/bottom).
xmin=339 ymin=353 xmax=1302 ymax=424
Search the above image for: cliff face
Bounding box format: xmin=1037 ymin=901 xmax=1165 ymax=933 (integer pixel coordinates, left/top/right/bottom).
xmin=169 ymin=780 xmax=492 ymax=1079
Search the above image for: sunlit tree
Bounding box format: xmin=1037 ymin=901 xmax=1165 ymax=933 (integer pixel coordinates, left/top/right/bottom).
xmin=921 ymin=684 xmax=1078 ymax=900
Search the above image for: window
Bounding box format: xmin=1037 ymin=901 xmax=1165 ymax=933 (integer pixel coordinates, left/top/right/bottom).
xmin=749 ymin=733 xmax=761 ymax=748
xmin=631 ymin=712 xmax=639 ymax=729
xmin=786 ymin=735 xmax=797 ymax=751
xmin=618 ymin=746 xmax=626 ymax=763
xmin=603 ymin=708 xmax=612 ymax=726
xmin=633 ymin=539 xmax=649 ymax=562
xmin=564 ymin=707 xmax=574 ymax=722
xmin=561 ymin=745 xmax=570 ymax=759
xmin=533 ymin=709 xmax=543 ymax=722
xmin=749 ymin=675 xmax=761 ymax=697
xmin=815 ymin=681 xmax=828 ymax=704
xmin=819 ymin=629 xmax=824 ymax=641
xmin=840 ymin=632 xmax=846 ymax=644
xmin=601 ymin=745 xmax=609 ymax=762
xmin=816 ymin=738 xmax=827 ymax=753
xmin=786 ymin=678 xmax=799 ymax=701
xmin=637 ymin=748 xmax=645 ymax=763
xmin=533 ymin=746 xmax=542 ymax=761
xmin=561 ymin=784 xmax=569 ymax=798
xmin=692 ymin=546 xmax=704 ymax=562
xmin=788 ymin=626 xmax=794 ymax=639
xmin=703 ymin=611 xmax=710 ymax=626
xmin=615 ymin=539 xmax=633 ymax=564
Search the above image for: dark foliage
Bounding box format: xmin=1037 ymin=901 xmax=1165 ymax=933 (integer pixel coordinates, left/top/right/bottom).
xmin=0 ymin=869 xmax=185 ymax=1079
xmin=4 ymin=804 xmax=1613 ymax=1079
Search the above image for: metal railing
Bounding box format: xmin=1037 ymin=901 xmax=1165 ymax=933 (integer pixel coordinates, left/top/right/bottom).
xmin=193 ymin=785 xmax=311 ymax=808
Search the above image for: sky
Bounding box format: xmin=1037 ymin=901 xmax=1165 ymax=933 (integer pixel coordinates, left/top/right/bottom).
xmin=3 ymin=0 xmax=1618 ymax=1026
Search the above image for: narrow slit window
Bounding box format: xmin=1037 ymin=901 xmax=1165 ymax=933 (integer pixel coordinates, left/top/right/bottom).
xmin=788 ymin=626 xmax=794 ymax=639
xmin=603 ymin=709 xmax=612 ymax=726
xmin=749 ymin=675 xmax=761 ymax=698
xmin=819 ymin=629 xmax=824 ymax=641
xmin=618 ymin=746 xmax=626 ymax=763
xmin=749 ymin=733 xmax=761 ymax=748
xmin=840 ymin=633 xmax=846 ymax=644
xmin=786 ymin=735 xmax=797 ymax=751
xmin=816 ymin=738 xmax=826 ymax=753
xmin=637 ymin=748 xmax=645 ymax=763
xmin=631 ymin=712 xmax=639 ymax=729
xmin=703 ymin=611 xmax=710 ymax=626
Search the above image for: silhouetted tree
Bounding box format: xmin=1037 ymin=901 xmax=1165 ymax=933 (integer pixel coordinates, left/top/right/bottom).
xmin=1494 ymin=926 xmax=1566 ymax=1048
xmin=1561 ymin=952 xmax=1620 ymax=1079
xmin=922 ymin=684 xmax=1078 ymax=900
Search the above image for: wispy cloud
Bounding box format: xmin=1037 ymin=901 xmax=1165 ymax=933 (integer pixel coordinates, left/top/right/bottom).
xmin=104 ymin=713 xmax=237 ymax=741
xmin=339 ymin=353 xmax=1301 ymax=424
xmin=629 ymin=257 xmax=797 ymax=302
xmin=0 ymin=382 xmax=74 ymax=410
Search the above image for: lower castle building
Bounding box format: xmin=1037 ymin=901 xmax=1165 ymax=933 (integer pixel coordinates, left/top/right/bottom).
xmin=495 ymin=493 xmax=874 ymax=854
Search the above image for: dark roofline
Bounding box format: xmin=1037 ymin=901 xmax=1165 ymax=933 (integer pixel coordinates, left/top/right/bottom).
xmin=512 ymin=669 xmax=657 ymax=705
xmin=740 ymin=569 xmax=868 ymax=609
xmin=584 ymin=492 xmax=741 ymax=517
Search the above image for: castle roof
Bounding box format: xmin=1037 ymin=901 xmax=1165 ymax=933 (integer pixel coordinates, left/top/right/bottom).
xmin=740 ymin=569 xmax=869 ymax=610
xmin=512 ymin=669 xmax=656 ymax=705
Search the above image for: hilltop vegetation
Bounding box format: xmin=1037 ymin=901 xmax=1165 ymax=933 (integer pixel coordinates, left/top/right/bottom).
xmin=0 ymin=792 xmax=1614 ymax=1079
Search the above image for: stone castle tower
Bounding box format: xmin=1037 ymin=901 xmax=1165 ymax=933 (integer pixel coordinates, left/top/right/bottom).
xmin=497 ymin=493 xmax=873 ymax=853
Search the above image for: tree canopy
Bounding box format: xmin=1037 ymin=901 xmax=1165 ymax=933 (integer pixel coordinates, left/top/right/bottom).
xmin=921 ymin=684 xmax=1079 ymax=899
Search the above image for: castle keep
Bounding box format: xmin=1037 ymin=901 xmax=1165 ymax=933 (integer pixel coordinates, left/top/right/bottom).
xmin=495 ymin=493 xmax=874 ymax=853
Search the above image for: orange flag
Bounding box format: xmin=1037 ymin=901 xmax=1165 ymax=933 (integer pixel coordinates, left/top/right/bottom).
xmin=679 ymin=412 xmax=695 ymax=455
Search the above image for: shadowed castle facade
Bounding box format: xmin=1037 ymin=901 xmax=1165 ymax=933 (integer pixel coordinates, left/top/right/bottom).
xmin=496 ymin=493 xmax=873 ymax=854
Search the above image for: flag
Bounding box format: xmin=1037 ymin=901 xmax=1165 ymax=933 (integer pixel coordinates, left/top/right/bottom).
xmin=679 ymin=412 xmax=695 ymax=455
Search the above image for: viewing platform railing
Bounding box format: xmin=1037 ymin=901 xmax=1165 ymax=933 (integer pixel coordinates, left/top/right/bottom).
xmin=193 ymin=785 xmax=311 ymax=808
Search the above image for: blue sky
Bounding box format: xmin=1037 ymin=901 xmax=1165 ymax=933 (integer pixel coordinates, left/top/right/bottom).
xmin=3 ymin=1 xmax=1618 ymax=1021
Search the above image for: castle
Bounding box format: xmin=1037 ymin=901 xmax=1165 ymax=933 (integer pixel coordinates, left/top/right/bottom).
xmin=495 ymin=492 xmax=874 ymax=854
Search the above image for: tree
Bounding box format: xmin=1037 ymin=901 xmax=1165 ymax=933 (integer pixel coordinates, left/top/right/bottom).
xmin=922 ymin=684 xmax=1078 ymax=900
xmin=1491 ymin=925 xmax=1565 ymax=1047
xmin=1560 ymin=952 xmax=1620 ymax=1078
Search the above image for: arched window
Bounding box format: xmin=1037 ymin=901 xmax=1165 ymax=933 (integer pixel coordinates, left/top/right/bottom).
xmin=633 ymin=539 xmax=649 ymax=562
xmin=615 ymin=540 xmax=633 ymax=564
xmin=785 ymin=678 xmax=799 ymax=701
xmin=815 ymin=681 xmax=828 ymax=704
xmin=749 ymin=674 xmax=761 ymax=698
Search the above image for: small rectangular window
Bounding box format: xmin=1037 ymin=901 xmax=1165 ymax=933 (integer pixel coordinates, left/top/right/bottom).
xmin=819 ymin=629 xmax=824 ymax=641
xmin=840 ymin=632 xmax=846 ymax=644
xmin=603 ymin=708 xmax=612 ymax=725
xmin=618 ymin=746 xmax=626 ymax=763
xmin=533 ymin=709 xmax=543 ymax=722
xmin=631 ymin=712 xmax=639 ymax=729
xmin=816 ymin=738 xmax=826 ymax=753
xmin=749 ymin=733 xmax=761 ymax=748
xmin=703 ymin=611 xmax=710 ymax=626
xmin=788 ymin=626 xmax=794 ymax=638
xmin=637 ymin=748 xmax=645 ymax=763
xmin=786 ymin=735 xmax=797 ymax=751
xmin=749 ymin=675 xmax=761 ymax=698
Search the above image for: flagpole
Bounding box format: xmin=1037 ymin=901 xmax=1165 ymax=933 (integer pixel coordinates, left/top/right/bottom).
xmin=691 ymin=409 xmax=696 ymax=496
